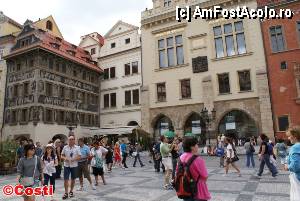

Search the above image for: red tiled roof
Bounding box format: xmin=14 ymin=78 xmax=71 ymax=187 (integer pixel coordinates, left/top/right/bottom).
xmin=96 ymin=33 xmax=105 ymax=46
xmin=7 ymin=29 xmax=102 ymax=73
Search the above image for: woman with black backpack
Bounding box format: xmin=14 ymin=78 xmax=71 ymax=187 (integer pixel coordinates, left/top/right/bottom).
xmin=175 ymin=137 xmax=211 ymax=201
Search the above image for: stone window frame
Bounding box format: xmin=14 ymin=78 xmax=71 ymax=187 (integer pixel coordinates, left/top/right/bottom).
xmin=156 ymin=82 xmax=167 ymax=102
xmin=91 ymin=48 xmax=96 ymax=55
xmin=269 ymin=25 xmax=286 ymax=53
xmin=237 ymin=69 xmax=252 ymax=92
xmin=45 ymin=82 xmax=53 ymax=97
xmin=217 ymin=72 xmax=231 ymax=95
xmin=23 ymin=82 xmax=30 ymax=96
xmin=10 ymin=110 xmax=18 ymax=125
xmin=44 ymin=108 xmax=54 ymax=124
xmin=111 ymin=42 xmax=116 ymax=49
xmin=212 ymin=20 xmax=247 ymax=59
xmin=103 ymin=67 xmax=116 ymax=80
xmin=20 ymin=108 xmax=29 ymax=124
xmin=180 ymin=78 xmax=192 ymax=99
xmin=57 ymin=110 xmax=66 ymax=125
xmin=13 ymin=84 xmax=19 ymax=98
xmin=276 ymin=114 xmax=290 ymax=132
xmin=157 ymin=33 xmax=185 ymax=69
xmin=80 ymin=113 xmax=86 ymax=125
xmin=164 ymin=0 xmax=172 ymax=7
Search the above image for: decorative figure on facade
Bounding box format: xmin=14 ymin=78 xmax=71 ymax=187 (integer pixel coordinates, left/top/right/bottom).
xmin=31 ymin=80 xmax=36 ymax=92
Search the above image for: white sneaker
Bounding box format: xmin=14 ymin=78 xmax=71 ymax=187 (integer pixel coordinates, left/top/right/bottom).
xmin=90 ymin=185 xmax=96 ymax=190
xmin=222 ymin=174 xmax=228 ymax=177
xmin=77 ymin=186 xmax=83 ymax=191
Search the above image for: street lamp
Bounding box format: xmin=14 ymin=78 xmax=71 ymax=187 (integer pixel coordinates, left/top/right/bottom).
xmin=200 ymin=107 xmax=216 ymax=145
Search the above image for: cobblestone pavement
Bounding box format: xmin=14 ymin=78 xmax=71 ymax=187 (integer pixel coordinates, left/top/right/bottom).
xmin=0 ymin=155 xmax=290 ymax=201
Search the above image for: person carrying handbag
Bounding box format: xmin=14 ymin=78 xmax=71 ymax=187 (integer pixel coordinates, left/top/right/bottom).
xmin=17 ymin=143 xmax=43 ymax=201
xmin=223 ymin=137 xmax=241 ymax=177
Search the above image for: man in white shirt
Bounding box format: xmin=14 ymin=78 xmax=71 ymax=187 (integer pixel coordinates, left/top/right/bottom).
xmin=61 ymin=135 xmax=81 ymax=200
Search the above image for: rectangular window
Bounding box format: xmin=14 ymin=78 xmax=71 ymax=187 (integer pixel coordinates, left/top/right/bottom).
xmin=110 ymin=93 xmax=116 ymax=107
xmin=159 ymin=35 xmax=184 ymax=68
xmin=278 ymin=115 xmax=289 ymax=131
xmin=45 ymin=109 xmax=53 ymax=122
xmin=132 ymin=89 xmax=139 ymax=105
xmin=70 ymin=88 xmax=75 ymax=99
xmin=164 ymin=0 xmax=171 ymax=7
xmin=17 ymin=63 xmax=21 ymax=71
xmin=125 ymin=38 xmax=130 ymax=44
xmin=132 ymin=62 xmax=138 ymax=74
xmin=238 ymin=70 xmax=252 ymax=91
xmin=218 ymin=73 xmax=230 ymax=94
xmin=181 ymin=79 xmax=191 ymax=99
xmin=80 ymin=113 xmax=85 ymax=125
xmin=23 ymin=82 xmax=29 ymax=96
xmin=56 ymin=61 xmax=60 ymax=72
xmin=158 ymin=39 xmax=166 ymax=68
xmin=59 ymin=111 xmax=65 ymax=124
xmin=29 ymin=60 xmax=34 ymax=67
xmin=111 ymin=42 xmax=116 ymax=48
xmin=297 ymin=21 xmax=300 ymax=42
xmin=62 ymin=63 xmax=66 ymax=73
xmin=11 ymin=110 xmax=17 ymax=124
xmin=214 ymin=21 xmax=246 ymax=58
xmin=104 ymin=94 xmax=109 ymax=108
xmin=0 ymin=49 xmax=3 ymax=60
xmin=104 ymin=68 xmax=109 ymax=80
xmin=49 ymin=58 xmax=53 ymax=69
xmin=91 ymin=48 xmax=96 ymax=55
xmin=21 ymin=109 xmax=28 ymax=122
xmin=13 ymin=84 xmax=19 ymax=98
xmin=125 ymin=90 xmax=131 ymax=106
xmin=270 ymin=26 xmax=285 ymax=52
xmin=157 ymin=83 xmax=166 ymax=102
xmin=280 ymin=61 xmax=287 ymax=70
xmin=45 ymin=83 xmax=53 ymax=96
xmin=59 ymin=86 xmax=65 ymax=98
xmin=110 ymin=67 xmax=115 ymax=78
xmin=82 ymin=71 xmax=86 ymax=80
xmin=125 ymin=63 xmax=131 ymax=75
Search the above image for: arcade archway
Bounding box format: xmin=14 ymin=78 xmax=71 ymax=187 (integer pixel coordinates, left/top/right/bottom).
xmin=183 ymin=112 xmax=207 ymax=145
xmin=218 ymin=110 xmax=258 ymax=140
xmin=153 ymin=114 xmax=174 ymax=139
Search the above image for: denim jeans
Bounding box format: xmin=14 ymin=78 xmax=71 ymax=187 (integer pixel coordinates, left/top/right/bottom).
xmin=133 ymin=154 xmax=144 ymax=167
xmin=172 ymin=157 xmax=178 ymax=179
xmin=246 ymin=152 xmax=255 ymax=168
xmin=44 ymin=173 xmax=55 ymax=192
xmin=258 ymin=154 xmax=278 ymax=177
xmin=122 ymin=153 xmax=128 ymax=168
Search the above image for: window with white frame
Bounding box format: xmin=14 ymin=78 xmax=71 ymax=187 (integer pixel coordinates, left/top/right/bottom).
xmin=158 ymin=35 xmax=184 ymax=68
xmin=270 ymin=25 xmax=285 ymax=52
xmin=124 ymin=89 xmax=139 ymax=106
xmin=213 ymin=21 xmax=246 ymax=58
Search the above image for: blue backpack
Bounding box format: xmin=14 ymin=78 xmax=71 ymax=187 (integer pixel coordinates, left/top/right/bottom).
xmin=216 ymin=147 xmax=224 ymax=157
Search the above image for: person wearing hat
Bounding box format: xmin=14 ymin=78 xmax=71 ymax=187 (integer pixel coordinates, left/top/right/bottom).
xmin=42 ymin=144 xmax=58 ymax=200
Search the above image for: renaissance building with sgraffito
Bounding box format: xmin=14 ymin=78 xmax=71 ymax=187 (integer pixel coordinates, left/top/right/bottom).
xmin=2 ymin=20 xmax=103 ymax=144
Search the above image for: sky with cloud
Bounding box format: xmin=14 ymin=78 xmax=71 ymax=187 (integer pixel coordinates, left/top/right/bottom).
xmin=2 ymin=0 xmax=153 ymax=44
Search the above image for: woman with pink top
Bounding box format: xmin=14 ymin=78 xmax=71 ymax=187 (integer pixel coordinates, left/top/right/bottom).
xmin=179 ymin=137 xmax=211 ymax=201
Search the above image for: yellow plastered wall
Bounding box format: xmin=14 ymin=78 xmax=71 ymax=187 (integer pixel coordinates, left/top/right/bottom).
xmin=34 ymin=15 xmax=63 ymax=38
xmin=0 ymin=22 xmax=21 ymax=37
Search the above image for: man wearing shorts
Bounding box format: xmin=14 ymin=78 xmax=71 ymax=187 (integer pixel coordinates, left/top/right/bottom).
xmin=61 ymin=135 xmax=81 ymax=200
xmin=77 ymin=138 xmax=95 ymax=191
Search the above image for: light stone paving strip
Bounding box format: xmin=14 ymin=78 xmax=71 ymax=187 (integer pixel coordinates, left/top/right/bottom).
xmin=0 ymin=156 xmax=291 ymax=201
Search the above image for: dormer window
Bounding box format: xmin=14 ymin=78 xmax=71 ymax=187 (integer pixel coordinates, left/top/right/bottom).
xmin=67 ymin=50 xmax=76 ymax=56
xmin=50 ymin=42 xmax=60 ymax=49
xmin=164 ymin=0 xmax=171 ymax=7
xmin=46 ymin=20 xmax=53 ymax=31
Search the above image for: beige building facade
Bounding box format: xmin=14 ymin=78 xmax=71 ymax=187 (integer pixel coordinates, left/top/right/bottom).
xmin=98 ymin=21 xmax=142 ymax=128
xmin=141 ymin=0 xmax=274 ymax=142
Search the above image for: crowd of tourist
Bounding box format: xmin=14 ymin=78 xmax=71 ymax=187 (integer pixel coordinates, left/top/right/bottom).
xmin=14 ymin=126 xmax=300 ymax=201
xmin=15 ymin=135 xmax=145 ymax=201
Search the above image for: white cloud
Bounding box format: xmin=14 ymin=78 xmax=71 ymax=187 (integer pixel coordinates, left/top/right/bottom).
xmin=1 ymin=0 xmax=153 ymax=44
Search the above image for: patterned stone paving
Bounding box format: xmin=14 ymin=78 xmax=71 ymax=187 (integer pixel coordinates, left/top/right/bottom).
xmin=0 ymin=155 xmax=290 ymax=201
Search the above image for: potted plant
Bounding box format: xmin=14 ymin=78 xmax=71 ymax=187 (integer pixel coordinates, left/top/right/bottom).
xmin=0 ymin=139 xmax=18 ymax=168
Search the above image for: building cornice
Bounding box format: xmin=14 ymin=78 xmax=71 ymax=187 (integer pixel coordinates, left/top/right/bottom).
xmin=141 ymin=0 xmax=253 ymax=28
xmin=100 ymin=108 xmax=141 ymax=115
xmin=101 ymin=87 xmax=119 ymax=92
xmin=99 ymin=46 xmax=141 ymax=61
xmin=121 ymin=83 xmax=141 ymax=89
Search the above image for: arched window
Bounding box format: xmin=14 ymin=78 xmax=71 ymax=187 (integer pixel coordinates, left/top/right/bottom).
xmin=153 ymin=115 xmax=173 ymax=139
xmin=46 ymin=20 xmax=53 ymax=31
xmin=218 ymin=110 xmax=258 ymax=139
xmin=128 ymin=121 xmax=139 ymax=126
